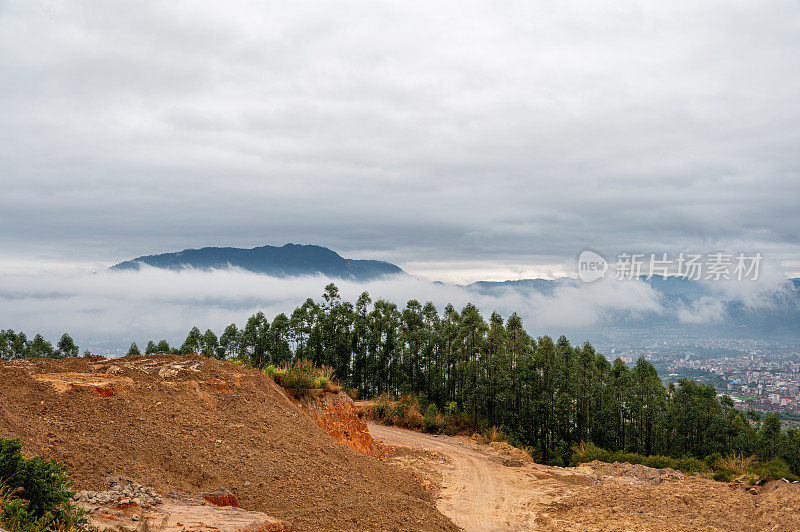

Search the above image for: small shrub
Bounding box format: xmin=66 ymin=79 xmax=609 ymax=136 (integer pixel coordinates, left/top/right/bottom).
xmin=268 ymin=359 xmax=340 ymax=397
xmin=373 ymin=394 xmax=391 ymax=421
xmin=754 ymin=458 xmax=800 ymax=482
xmin=714 ymin=453 xmax=757 ymax=475
xmin=390 ymin=395 xmax=424 ymax=429
xmin=323 ymin=381 xmax=341 ymax=393
xmin=485 ymin=426 xmax=502 ymax=444
xmin=263 ymin=365 xmax=278 ymax=380
xmin=274 ymin=360 xmax=316 ymax=397
xmin=0 ymin=438 xmax=91 ymax=531
xmin=671 ymin=457 xmax=705 ymax=474
xmin=569 ymin=442 xmax=706 ymax=475
xmin=570 ymin=442 xmax=611 ymax=465
xmin=423 ymin=404 xmax=443 ymax=433
xmin=712 ymin=470 xmax=735 ymax=482
xmin=704 ymin=452 xmax=722 ymax=469
xmin=642 ymin=455 xmax=675 ymax=470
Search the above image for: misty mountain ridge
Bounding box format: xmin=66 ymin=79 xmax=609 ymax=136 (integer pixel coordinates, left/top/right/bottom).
xmin=111 ymin=243 xmax=406 ymax=281
xmin=112 ymin=244 xmax=799 ymax=339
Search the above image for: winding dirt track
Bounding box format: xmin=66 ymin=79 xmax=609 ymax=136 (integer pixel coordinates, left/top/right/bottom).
xmin=369 ymin=423 xmax=800 ymax=532
xmin=369 ymin=423 xmax=581 ymax=531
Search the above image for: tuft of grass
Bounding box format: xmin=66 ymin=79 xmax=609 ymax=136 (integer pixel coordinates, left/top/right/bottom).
xmin=261 ymin=359 xmax=341 ymax=397
xmin=713 ymin=453 xmax=757 ymax=475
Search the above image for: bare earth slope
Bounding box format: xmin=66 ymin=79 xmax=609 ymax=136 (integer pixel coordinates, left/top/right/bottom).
xmin=370 ymin=423 xmax=800 ymax=532
xmin=0 ymin=355 xmax=456 ymax=531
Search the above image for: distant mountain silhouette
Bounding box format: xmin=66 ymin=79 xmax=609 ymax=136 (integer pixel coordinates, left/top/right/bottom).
xmin=466 ymin=275 xmax=800 ymax=339
xmin=111 ymin=244 xmax=405 ymax=281
xmin=467 ymin=277 xmax=577 ymax=296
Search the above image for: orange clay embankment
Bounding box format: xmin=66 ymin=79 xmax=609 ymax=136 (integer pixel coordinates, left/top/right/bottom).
xmin=298 ymin=392 xmax=376 ymax=455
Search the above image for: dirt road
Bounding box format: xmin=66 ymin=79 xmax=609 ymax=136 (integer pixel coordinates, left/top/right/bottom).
xmin=370 ymin=423 xmax=800 ymax=532
xmin=369 ymin=423 xmax=583 ymax=531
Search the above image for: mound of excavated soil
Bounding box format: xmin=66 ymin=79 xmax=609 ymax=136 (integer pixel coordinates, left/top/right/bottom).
xmin=543 ymin=475 xmax=800 ymax=531
xmin=0 ymin=355 xmax=457 ymax=531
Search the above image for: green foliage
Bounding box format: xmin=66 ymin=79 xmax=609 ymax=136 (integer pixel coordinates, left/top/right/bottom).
xmin=261 ymin=359 xmax=340 ymax=397
xmin=387 ymin=395 xmax=424 ymax=429
xmin=144 ymin=339 xmax=171 ymax=355
xmin=126 ymin=342 xmax=141 ymax=357
xmin=569 ymin=441 xmax=706 ymax=475
xmin=423 ymin=403 xmax=443 ymax=433
xmin=704 ymin=452 xmax=722 ymax=468
xmin=55 ymin=334 xmax=79 ymax=358
xmin=0 ymin=438 xmax=91 ymax=531
xmin=273 ymin=359 xmax=316 ymax=396
xmin=263 ymin=364 xmax=278 ymax=380
xmin=28 ymin=335 xmax=54 ymax=358
xmin=712 ymin=470 xmax=735 ymax=482
xmin=754 ymin=458 xmax=800 ymax=482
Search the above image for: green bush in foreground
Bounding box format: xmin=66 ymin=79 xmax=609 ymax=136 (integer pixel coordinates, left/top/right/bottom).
xmin=0 ymin=438 xmax=91 ymax=531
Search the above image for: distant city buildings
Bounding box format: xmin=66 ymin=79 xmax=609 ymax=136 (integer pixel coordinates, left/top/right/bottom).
xmin=598 ymin=336 xmax=800 ymax=416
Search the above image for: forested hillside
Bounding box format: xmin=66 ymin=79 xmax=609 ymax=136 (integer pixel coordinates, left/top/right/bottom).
xmin=4 ymin=283 xmax=799 ymax=474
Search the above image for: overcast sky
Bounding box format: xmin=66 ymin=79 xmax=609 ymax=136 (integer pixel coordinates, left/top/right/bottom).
xmin=2 ymin=1 xmax=799 ymax=282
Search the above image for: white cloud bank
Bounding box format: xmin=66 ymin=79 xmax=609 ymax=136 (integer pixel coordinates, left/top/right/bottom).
xmin=0 ymin=267 xmax=665 ymax=352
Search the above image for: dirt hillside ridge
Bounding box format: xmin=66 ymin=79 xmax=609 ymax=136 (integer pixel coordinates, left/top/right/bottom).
xmin=0 ymin=355 xmax=457 ymax=531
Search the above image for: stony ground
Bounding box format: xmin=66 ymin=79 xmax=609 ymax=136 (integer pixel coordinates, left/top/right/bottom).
xmin=0 ymin=355 xmax=457 ymax=531
xmin=74 ymin=478 xmax=292 ymax=531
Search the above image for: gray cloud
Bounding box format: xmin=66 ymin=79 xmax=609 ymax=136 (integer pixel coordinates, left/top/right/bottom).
xmin=1 ymin=0 xmax=799 ymax=281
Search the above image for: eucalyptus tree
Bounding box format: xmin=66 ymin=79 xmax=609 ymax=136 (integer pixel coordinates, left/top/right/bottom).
xmin=180 ymin=327 xmax=203 ymax=355
xmin=219 ymin=323 xmax=240 ymax=359
xmin=201 ymin=329 xmax=220 ymax=358
xmin=56 ymin=333 xmax=79 ymax=358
